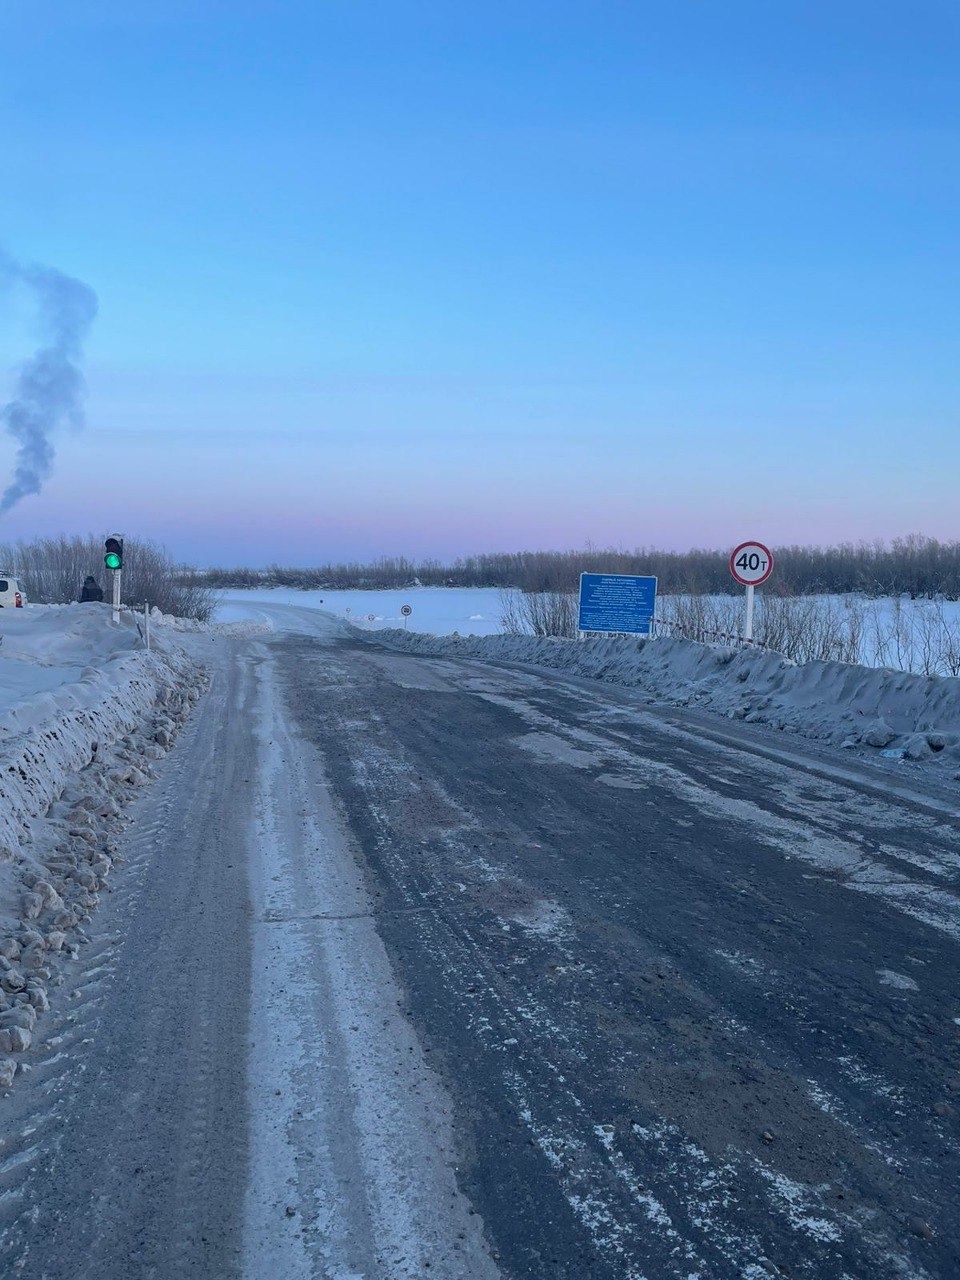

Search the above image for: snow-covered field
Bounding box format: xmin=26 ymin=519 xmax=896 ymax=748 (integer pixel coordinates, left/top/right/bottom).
xmin=216 ymin=586 xmax=505 ymax=635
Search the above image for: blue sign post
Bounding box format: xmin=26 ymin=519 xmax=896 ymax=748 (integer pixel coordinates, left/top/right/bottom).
xmin=578 ymin=573 xmax=658 ymax=636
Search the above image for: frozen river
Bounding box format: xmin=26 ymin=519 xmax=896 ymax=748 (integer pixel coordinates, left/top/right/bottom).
xmin=215 ymin=586 xmax=960 ymax=676
xmin=216 ymin=586 xmax=507 ymax=636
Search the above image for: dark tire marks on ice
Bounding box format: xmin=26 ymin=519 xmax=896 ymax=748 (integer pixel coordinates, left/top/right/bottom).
xmin=280 ymin=634 xmax=960 ymax=1280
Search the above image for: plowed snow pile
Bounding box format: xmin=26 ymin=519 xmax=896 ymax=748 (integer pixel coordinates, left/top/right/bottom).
xmin=0 ymin=603 xmax=209 ymax=1087
xmin=370 ymin=629 xmax=960 ymax=775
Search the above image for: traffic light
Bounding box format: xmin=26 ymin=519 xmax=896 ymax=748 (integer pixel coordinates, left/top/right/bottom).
xmin=104 ymin=535 xmax=123 ymax=571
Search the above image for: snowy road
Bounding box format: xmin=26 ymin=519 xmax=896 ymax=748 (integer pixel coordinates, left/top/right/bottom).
xmin=1 ymin=605 xmax=959 ymax=1278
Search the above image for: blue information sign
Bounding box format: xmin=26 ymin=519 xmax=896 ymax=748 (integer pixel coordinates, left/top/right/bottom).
xmin=578 ymin=573 xmax=658 ymax=636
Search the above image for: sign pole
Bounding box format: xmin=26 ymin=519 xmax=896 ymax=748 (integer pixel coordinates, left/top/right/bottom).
xmin=729 ymin=541 xmax=773 ymax=646
xmin=112 ymin=568 xmax=121 ymax=626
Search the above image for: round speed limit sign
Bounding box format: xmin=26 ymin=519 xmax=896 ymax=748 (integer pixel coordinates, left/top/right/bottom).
xmin=400 ymin=604 xmax=413 ymax=617
xmin=730 ymin=541 xmax=774 ymax=586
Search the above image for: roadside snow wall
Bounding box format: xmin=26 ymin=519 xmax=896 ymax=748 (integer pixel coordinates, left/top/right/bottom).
xmin=368 ymin=629 xmax=960 ymax=773
xmin=0 ymin=605 xmax=211 ymax=1084
xmin=0 ymin=608 xmax=201 ymax=857
xmin=0 ymin=650 xmax=195 ymax=858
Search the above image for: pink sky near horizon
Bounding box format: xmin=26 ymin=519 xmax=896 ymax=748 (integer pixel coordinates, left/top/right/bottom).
xmin=0 ymin=334 xmax=953 ymax=567
xmin=0 ymin=434 xmax=945 ymax=567
xmin=2 ymin=354 xmax=949 ymax=567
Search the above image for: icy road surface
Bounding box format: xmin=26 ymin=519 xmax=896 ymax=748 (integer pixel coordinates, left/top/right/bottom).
xmin=1 ymin=602 xmax=959 ymax=1279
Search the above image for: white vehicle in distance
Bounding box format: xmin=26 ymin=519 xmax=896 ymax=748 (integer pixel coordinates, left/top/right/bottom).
xmin=0 ymin=575 xmax=27 ymax=608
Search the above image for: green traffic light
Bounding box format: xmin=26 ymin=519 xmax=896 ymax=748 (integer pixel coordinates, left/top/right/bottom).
xmin=105 ymin=552 xmax=121 ymax=570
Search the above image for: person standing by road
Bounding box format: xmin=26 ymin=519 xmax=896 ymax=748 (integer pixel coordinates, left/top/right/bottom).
xmin=79 ymin=575 xmax=104 ymax=602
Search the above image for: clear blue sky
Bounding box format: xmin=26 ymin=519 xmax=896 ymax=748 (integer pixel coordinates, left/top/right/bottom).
xmin=1 ymin=1 xmax=957 ymax=564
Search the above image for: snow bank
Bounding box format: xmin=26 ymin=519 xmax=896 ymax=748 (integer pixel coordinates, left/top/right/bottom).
xmin=368 ymin=629 xmax=960 ymax=775
xmin=149 ymin=605 xmax=271 ymax=636
xmin=0 ymin=604 xmax=207 ymax=1084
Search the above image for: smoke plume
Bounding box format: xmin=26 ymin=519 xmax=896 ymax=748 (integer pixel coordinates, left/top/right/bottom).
xmin=0 ymin=248 xmax=98 ymax=515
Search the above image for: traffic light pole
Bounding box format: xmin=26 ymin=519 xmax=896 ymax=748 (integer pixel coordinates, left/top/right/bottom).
xmin=104 ymin=533 xmax=124 ymax=625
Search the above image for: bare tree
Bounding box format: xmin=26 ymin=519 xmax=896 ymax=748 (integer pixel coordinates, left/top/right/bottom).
xmin=521 ymin=592 xmax=578 ymax=638
xmin=498 ymin=589 xmax=526 ymax=634
xmin=0 ymin=534 xmax=217 ymax=621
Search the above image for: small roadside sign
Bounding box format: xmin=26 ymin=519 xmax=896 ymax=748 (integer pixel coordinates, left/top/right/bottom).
xmin=729 ymin=541 xmax=773 ymax=642
xmin=400 ymin=603 xmax=412 ymax=629
xmin=578 ymin=573 xmax=657 ymax=636
xmin=367 ymin=613 xmax=375 ymax=622
xmin=729 ymin=541 xmax=774 ymax=586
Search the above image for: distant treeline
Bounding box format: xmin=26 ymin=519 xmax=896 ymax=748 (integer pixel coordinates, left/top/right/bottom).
xmin=188 ymin=536 xmax=960 ymax=599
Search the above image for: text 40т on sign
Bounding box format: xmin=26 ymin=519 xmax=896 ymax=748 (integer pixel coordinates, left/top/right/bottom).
xmin=729 ymin=541 xmax=774 ymax=642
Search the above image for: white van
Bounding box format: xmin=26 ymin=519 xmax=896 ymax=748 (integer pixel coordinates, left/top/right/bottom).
xmin=0 ymin=576 xmax=27 ymax=608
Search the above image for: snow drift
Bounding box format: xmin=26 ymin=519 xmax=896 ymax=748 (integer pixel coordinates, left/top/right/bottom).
xmin=149 ymin=605 xmax=272 ymax=636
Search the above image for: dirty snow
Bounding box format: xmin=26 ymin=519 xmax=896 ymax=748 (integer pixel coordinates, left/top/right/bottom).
xmin=877 ymin=969 xmax=920 ymax=991
xmin=243 ymin=643 xmax=499 ymax=1279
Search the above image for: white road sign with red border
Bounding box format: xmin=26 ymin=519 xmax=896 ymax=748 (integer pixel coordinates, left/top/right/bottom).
xmin=729 ymin=541 xmax=774 ymax=587
xmin=400 ymin=604 xmax=413 ymax=617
